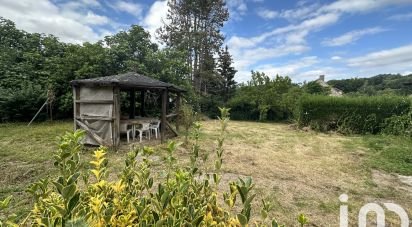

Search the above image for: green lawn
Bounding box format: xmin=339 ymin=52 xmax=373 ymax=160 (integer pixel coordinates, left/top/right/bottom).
xmin=0 ymin=121 xmax=73 ymax=218
xmin=1 ymin=120 xmax=412 ymax=225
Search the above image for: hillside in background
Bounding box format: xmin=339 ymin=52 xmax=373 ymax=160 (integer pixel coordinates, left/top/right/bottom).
xmin=327 ymin=74 xmax=412 ymax=96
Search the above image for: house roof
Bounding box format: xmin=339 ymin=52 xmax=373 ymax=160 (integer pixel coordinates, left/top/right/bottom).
xmin=70 ymin=72 xmax=186 ymax=92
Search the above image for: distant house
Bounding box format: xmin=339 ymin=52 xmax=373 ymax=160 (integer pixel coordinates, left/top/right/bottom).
xmin=315 ymin=75 xmax=343 ymax=97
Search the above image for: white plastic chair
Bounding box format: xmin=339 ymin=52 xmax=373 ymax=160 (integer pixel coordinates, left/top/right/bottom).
xmin=149 ymin=120 xmax=161 ymax=139
xmin=120 ymin=123 xmax=133 ymax=143
xmin=136 ymin=123 xmax=151 ymax=143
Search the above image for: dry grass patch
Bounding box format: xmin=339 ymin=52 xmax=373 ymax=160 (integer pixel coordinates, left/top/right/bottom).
xmin=186 ymin=120 xmax=412 ymax=226
xmin=2 ymin=120 xmax=412 ymax=225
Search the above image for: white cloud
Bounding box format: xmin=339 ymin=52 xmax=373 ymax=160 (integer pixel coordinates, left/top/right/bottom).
xmin=0 ymin=0 xmax=111 ymax=43
xmin=276 ymin=3 xmax=321 ymax=21
xmin=255 ymin=56 xmax=319 ymax=76
xmin=294 ymin=67 xmax=343 ymax=82
xmin=111 ymin=0 xmax=143 ymax=16
xmin=388 ymin=12 xmax=412 ymax=21
xmin=322 ymin=27 xmax=386 ymax=47
xmin=257 ymin=0 xmax=411 ymax=23
xmin=226 ymin=0 xmax=248 ymax=20
xmin=234 ymin=56 xmax=344 ymax=83
xmin=80 ymin=0 xmax=101 ymax=7
xmin=319 ymin=0 xmax=411 ymax=15
xmin=347 ymin=44 xmax=412 ymax=69
xmin=257 ymin=9 xmax=277 ymax=19
xmin=61 ymin=9 xmax=110 ymax=25
xmin=84 ymin=11 xmax=110 ymax=25
xmin=227 ymin=12 xmax=339 ymax=75
xmin=231 ymin=0 xmax=412 ymax=82
xmin=142 ymin=1 xmax=169 ymax=43
xmin=228 ymin=12 xmax=340 ymax=48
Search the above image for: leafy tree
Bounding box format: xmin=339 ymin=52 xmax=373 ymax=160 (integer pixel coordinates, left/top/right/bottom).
xmin=328 ymin=74 xmax=412 ymax=95
xmin=228 ymin=71 xmax=299 ymax=121
xmin=145 ymin=47 xmax=190 ymax=86
xmin=0 ymin=82 xmax=46 ymax=121
xmin=327 ymin=78 xmax=365 ymax=93
xmin=0 ymin=17 xmax=193 ymax=121
xmin=104 ymin=25 xmax=158 ymax=75
xmin=303 ymin=81 xmax=330 ymax=95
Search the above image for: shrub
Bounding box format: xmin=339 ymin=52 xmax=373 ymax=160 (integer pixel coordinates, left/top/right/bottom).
xmin=0 ymin=82 xmax=47 ymax=122
xmin=381 ymin=111 xmax=412 ymax=136
xmin=227 ymin=72 xmax=300 ymax=122
xmin=1 ymin=108 xmax=308 ymax=226
xmin=178 ymin=103 xmax=198 ymax=143
xmin=296 ymin=95 xmax=411 ymax=134
xmin=302 ymin=81 xmax=330 ymax=95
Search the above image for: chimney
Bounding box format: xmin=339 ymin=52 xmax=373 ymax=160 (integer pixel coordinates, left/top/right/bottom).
xmin=319 ymin=75 xmax=325 ymax=82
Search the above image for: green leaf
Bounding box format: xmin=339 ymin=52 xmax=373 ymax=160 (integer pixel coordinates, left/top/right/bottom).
xmin=147 ymin=177 xmax=153 ymax=188
xmin=244 ymin=193 xmax=256 ymax=207
xmin=52 ymin=181 xmax=64 ymax=194
xmin=67 ymin=192 xmax=80 ymax=213
xmin=161 ymin=191 xmax=170 ymax=209
xmin=155 ymin=220 xmax=165 ymax=227
xmin=51 ymin=204 xmax=66 ymax=216
xmin=192 ymin=215 xmax=203 ymax=226
xmin=67 ymin=172 xmax=80 ymax=185
xmin=261 ymin=210 xmax=268 ymax=219
xmin=0 ymin=195 xmax=12 ymax=209
xmin=271 ymin=219 xmax=279 ymax=227
xmin=237 ymin=213 xmax=248 ymax=226
xmin=152 ymin=211 xmax=159 ymax=222
xmin=62 ymin=184 xmax=76 ymax=200
xmin=213 ymin=173 xmax=218 ymax=184
xmin=236 ymin=185 xmax=247 ymax=203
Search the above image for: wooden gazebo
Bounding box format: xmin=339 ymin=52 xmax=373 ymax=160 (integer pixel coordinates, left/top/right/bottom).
xmin=70 ymin=72 xmax=185 ymax=148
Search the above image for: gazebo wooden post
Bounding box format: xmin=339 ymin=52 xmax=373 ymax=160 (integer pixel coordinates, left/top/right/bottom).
xmin=72 ymin=86 xmax=79 ymax=131
xmin=161 ymin=89 xmax=168 ymax=143
xmin=176 ymin=92 xmax=181 ymax=131
xmin=113 ymin=87 xmax=121 ymax=148
xmin=140 ymin=89 xmax=145 ymax=117
xmin=129 ymin=89 xmax=135 ymax=119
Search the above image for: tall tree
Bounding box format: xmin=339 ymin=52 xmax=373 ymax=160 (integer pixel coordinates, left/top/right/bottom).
xmin=104 ymin=25 xmax=158 ymax=75
xmin=158 ymin=0 xmax=229 ymax=92
xmin=217 ymin=45 xmax=237 ymax=103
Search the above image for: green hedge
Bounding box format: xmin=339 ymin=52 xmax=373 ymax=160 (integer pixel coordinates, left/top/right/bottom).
xmin=296 ymin=95 xmax=411 ymax=134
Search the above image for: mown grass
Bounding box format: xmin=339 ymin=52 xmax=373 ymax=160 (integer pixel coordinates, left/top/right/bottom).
xmin=0 ymin=121 xmax=72 ymax=218
xmin=362 ymin=135 xmax=412 ymax=175
xmin=341 ymin=134 xmax=412 ymax=175
xmin=1 ymin=120 xmax=412 ymax=225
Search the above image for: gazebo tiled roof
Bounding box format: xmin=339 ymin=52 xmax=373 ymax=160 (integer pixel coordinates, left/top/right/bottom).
xmin=71 ymin=72 xmax=185 ymax=92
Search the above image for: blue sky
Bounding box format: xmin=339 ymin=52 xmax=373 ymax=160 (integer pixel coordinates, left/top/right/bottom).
xmin=1 ymin=0 xmax=412 ymax=83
